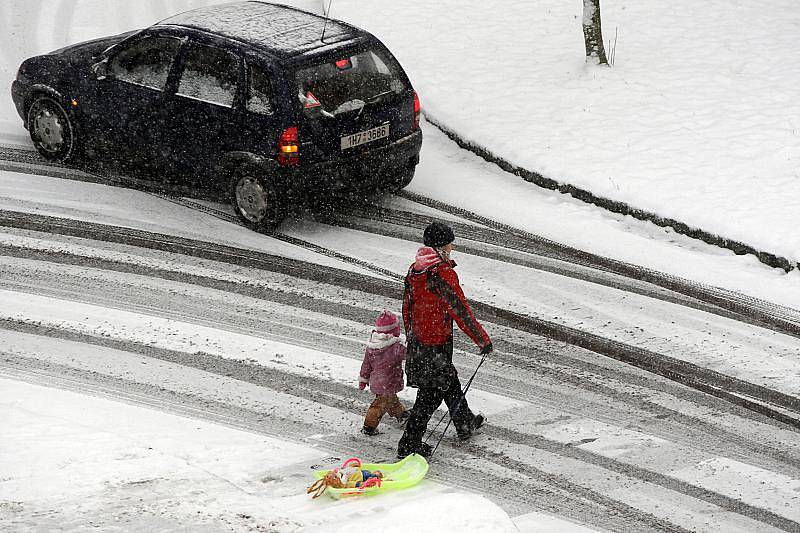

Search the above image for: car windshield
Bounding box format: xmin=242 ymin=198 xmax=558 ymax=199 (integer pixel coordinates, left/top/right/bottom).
xmin=294 ymin=46 xmax=407 ymax=117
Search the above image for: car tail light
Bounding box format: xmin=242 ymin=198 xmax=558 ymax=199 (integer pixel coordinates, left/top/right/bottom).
xmin=278 ymin=126 xmax=299 ymax=166
xmin=412 ymin=91 xmax=420 ymax=130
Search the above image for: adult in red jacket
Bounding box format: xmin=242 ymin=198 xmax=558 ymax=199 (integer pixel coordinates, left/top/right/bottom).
xmin=397 ymin=222 xmax=493 ymax=459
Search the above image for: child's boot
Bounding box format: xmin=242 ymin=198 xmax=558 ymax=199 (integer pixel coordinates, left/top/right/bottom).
xmin=361 ymin=424 xmax=379 ymax=436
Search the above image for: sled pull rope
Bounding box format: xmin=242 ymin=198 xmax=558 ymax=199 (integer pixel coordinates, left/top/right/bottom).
xmin=426 ymin=353 xmax=487 ymax=458
xmin=341 ymin=457 xmax=361 ymax=469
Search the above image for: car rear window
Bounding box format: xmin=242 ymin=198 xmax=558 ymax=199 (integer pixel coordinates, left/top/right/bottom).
xmin=294 ymin=47 xmax=407 ymax=117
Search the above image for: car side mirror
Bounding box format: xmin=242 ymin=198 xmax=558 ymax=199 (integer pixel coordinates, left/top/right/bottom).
xmin=92 ymin=58 xmax=109 ymax=80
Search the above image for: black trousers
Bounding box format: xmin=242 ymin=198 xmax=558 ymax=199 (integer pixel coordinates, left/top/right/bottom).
xmin=399 ymin=371 xmax=475 ymax=449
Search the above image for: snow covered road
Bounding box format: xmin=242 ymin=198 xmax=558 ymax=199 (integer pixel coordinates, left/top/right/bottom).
xmin=2 ymin=210 xmax=800 ymax=531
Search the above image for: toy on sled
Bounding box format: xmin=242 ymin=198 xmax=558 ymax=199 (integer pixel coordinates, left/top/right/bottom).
xmin=307 ymin=454 xmax=429 ymax=499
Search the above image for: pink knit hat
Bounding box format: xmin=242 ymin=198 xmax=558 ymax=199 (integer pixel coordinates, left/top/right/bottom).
xmin=374 ymin=309 xmax=401 ymax=336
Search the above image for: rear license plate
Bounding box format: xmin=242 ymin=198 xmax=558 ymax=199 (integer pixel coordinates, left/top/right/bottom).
xmin=341 ymin=123 xmax=389 ymax=150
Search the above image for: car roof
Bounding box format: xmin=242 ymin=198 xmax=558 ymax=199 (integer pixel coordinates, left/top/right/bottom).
xmin=155 ymin=1 xmax=367 ymax=59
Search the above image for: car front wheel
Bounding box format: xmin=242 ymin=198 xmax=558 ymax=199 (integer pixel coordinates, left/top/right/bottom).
xmin=229 ymin=170 xmax=286 ymax=233
xmin=27 ymin=95 xmax=80 ymax=162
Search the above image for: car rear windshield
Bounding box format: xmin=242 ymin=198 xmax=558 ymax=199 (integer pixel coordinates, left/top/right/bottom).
xmin=294 ymin=46 xmax=407 ymax=117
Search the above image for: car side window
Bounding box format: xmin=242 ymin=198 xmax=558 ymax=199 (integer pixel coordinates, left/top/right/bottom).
xmin=109 ymin=36 xmax=181 ymax=90
xmin=177 ymin=44 xmax=240 ymax=108
xmin=247 ymin=63 xmax=274 ymax=115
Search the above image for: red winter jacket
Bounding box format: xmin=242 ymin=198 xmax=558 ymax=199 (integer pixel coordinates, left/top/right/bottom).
xmin=402 ymin=247 xmax=491 ymax=349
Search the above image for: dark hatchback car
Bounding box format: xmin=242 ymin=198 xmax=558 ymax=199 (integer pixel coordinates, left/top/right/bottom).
xmin=11 ymin=1 xmax=422 ymax=231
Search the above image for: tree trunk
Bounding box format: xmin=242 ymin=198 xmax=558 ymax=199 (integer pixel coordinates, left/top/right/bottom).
xmin=582 ymin=0 xmax=609 ymax=65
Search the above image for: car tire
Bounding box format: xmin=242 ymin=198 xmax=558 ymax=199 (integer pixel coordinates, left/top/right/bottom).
xmin=229 ymin=168 xmax=287 ymax=232
xmin=26 ymin=95 xmax=81 ymax=162
xmin=389 ymin=165 xmax=415 ymax=192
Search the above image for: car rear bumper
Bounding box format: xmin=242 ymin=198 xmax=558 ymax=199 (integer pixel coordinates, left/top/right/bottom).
xmin=293 ymin=130 xmax=422 ymax=196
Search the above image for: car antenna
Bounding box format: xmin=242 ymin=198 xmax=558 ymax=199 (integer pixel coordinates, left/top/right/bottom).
xmin=320 ymin=0 xmax=334 ymax=43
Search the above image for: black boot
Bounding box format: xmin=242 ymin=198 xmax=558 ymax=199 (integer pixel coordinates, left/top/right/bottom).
xmin=397 ymin=438 xmax=433 ymax=459
xmin=457 ymin=413 xmax=485 ymax=441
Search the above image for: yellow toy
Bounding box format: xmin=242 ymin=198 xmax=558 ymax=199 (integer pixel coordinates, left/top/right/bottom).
xmin=307 ymin=457 xmax=384 ymax=498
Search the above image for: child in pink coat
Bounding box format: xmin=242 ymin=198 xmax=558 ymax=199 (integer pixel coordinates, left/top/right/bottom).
xmin=359 ymin=310 xmax=409 ymax=435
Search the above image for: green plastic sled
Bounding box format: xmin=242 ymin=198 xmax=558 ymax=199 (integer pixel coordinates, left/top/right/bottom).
xmin=312 ymin=454 xmax=429 ymax=499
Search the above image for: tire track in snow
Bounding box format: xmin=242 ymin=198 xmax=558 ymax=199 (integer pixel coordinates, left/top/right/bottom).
xmin=1 ymin=254 xmax=800 ymax=528
xmin=3 ymin=253 xmax=799 ymax=483
xmin=2 ymin=143 xmax=798 ymax=339
xmin=0 ymin=216 xmax=798 ymax=432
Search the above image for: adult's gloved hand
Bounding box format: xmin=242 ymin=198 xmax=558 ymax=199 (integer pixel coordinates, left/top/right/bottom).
xmin=479 ymin=342 xmax=493 ymax=356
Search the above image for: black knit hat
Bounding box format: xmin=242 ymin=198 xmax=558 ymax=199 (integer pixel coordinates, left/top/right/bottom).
xmin=423 ymin=222 xmax=455 ymax=247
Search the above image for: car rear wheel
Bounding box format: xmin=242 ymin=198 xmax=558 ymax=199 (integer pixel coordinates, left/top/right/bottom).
xmin=229 ymin=169 xmax=286 ymax=232
xmin=27 ymin=95 xmax=80 ymax=162
xmin=389 ymin=164 xmax=416 ymax=192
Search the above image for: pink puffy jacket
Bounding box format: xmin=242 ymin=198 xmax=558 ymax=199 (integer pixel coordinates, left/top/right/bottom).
xmin=359 ymin=332 xmax=407 ymax=395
